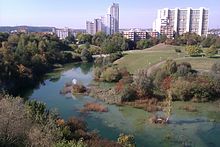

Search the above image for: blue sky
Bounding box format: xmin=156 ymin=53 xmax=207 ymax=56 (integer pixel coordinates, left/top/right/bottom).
xmin=0 ymin=0 xmax=219 ymax=29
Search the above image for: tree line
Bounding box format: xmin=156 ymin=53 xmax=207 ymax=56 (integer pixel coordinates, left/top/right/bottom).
xmin=0 ymin=32 xmax=78 ymax=94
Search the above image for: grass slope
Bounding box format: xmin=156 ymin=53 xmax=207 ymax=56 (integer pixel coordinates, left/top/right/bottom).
xmin=115 ymin=44 xmax=184 ymax=73
xmin=115 ymin=44 xmax=219 ymax=74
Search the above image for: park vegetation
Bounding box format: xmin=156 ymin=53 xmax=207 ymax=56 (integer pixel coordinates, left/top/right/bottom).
xmin=0 ymin=94 xmax=136 ymax=147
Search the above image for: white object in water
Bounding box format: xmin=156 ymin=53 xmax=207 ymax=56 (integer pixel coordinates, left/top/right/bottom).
xmin=72 ymin=79 xmax=77 ymax=85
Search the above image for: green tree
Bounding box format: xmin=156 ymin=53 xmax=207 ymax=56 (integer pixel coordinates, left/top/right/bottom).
xmin=185 ymin=45 xmax=203 ymax=56
xmin=205 ymin=45 xmax=217 ymax=57
xmin=77 ymin=34 xmax=92 ymax=44
xmin=92 ymin=31 xmax=107 ymax=46
xmin=80 ymin=48 xmax=93 ymax=62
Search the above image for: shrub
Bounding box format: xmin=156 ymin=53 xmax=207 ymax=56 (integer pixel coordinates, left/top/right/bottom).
xmin=176 ymin=62 xmax=192 ymax=77
xmin=163 ymin=60 xmax=177 ymax=75
xmin=211 ymin=61 xmax=220 ymax=74
xmin=153 ymin=69 xmax=168 ymax=89
xmin=55 ymin=140 xmax=87 ymax=147
xmin=100 ymin=66 xmax=122 ymax=82
xmin=81 ymin=49 xmax=93 ymax=62
xmin=94 ymin=57 xmax=104 ymax=66
xmin=72 ymin=84 xmax=87 ymax=94
xmin=120 ymin=86 xmax=137 ymax=102
xmin=205 ymin=45 xmax=217 ymax=57
xmin=170 ymin=76 xmax=216 ymax=101
xmin=175 ymin=48 xmax=182 ymax=53
xmin=81 ymin=102 xmax=108 ymax=112
xmin=185 ymin=45 xmax=203 ymax=57
xmin=93 ymin=67 xmax=103 ymax=80
xmin=133 ymin=69 xmax=153 ymax=97
xmin=117 ymin=133 xmax=136 ymax=147
xmin=170 ymin=78 xmax=193 ymax=101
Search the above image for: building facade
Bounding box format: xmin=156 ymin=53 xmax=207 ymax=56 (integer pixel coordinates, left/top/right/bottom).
xmin=123 ymin=29 xmax=148 ymax=42
xmin=53 ymin=28 xmax=70 ymax=39
xmin=109 ymin=3 xmax=119 ymax=34
xmin=153 ymin=7 xmax=209 ymax=38
xmin=86 ymin=3 xmax=119 ymax=35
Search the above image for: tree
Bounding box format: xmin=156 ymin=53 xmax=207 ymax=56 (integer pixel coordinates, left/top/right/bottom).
xmin=185 ymin=45 xmax=203 ymax=56
xmin=92 ymin=31 xmax=107 ymax=46
xmin=136 ymin=39 xmax=151 ymax=49
xmin=80 ymin=48 xmax=93 ymax=62
xmin=205 ymin=45 xmax=217 ymax=57
xmin=133 ymin=69 xmax=153 ymax=97
xmin=77 ymin=34 xmax=92 ymax=44
xmin=65 ymin=34 xmax=75 ymax=44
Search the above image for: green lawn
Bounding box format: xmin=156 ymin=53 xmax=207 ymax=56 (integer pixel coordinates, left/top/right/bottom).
xmin=115 ymin=44 xmax=185 ymax=73
xmin=175 ymin=57 xmax=219 ymax=71
xmin=115 ymin=44 xmax=218 ymax=73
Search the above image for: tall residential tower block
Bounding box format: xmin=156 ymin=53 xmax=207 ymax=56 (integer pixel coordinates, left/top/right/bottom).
xmin=153 ymin=7 xmax=209 ymax=38
xmin=86 ymin=3 xmax=119 ymax=35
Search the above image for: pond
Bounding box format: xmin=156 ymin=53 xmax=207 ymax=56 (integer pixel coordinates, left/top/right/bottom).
xmin=24 ymin=63 xmax=220 ymax=147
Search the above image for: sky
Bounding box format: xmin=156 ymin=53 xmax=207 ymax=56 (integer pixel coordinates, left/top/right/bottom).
xmin=0 ymin=0 xmax=220 ymax=29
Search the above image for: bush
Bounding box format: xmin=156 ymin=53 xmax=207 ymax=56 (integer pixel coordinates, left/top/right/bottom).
xmin=170 ymin=76 xmax=216 ymax=101
xmin=163 ymin=60 xmax=177 ymax=75
xmin=93 ymin=67 xmax=103 ymax=80
xmin=55 ymin=140 xmax=87 ymax=147
xmin=100 ymin=66 xmax=122 ymax=82
xmin=211 ymin=61 xmax=220 ymax=74
xmin=205 ymin=45 xmax=217 ymax=57
xmin=185 ymin=45 xmax=203 ymax=57
xmin=153 ymin=69 xmax=168 ymax=89
xmin=121 ymin=86 xmax=137 ymax=102
xmin=175 ymin=62 xmax=192 ymax=77
xmin=117 ymin=133 xmax=136 ymax=147
xmin=170 ymin=79 xmax=193 ymax=101
xmin=175 ymin=48 xmax=182 ymax=53
xmin=133 ymin=69 xmax=153 ymax=97
xmin=81 ymin=49 xmax=93 ymax=62
xmin=72 ymin=84 xmax=87 ymax=93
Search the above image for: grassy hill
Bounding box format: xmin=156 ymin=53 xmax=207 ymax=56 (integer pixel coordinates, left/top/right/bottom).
xmin=115 ymin=44 xmax=219 ymax=74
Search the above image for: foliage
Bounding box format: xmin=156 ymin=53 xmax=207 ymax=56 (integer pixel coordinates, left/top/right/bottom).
xmin=120 ymin=86 xmax=137 ymax=102
xmin=55 ymin=140 xmax=87 ymax=147
xmin=201 ymin=35 xmax=217 ymax=48
xmin=133 ymin=69 xmax=153 ymax=97
xmin=170 ymin=76 xmax=216 ymax=101
xmin=92 ymin=31 xmax=107 ymax=46
xmin=72 ymin=84 xmax=87 ymax=93
xmin=25 ymin=100 xmax=46 ymax=122
xmin=0 ymin=94 xmax=62 ymax=147
xmin=136 ymin=39 xmax=152 ymax=49
xmin=0 ymin=33 xmax=75 ymax=93
xmin=93 ymin=67 xmax=102 ymax=80
xmin=77 ymin=33 xmax=92 ymax=44
xmin=94 ymin=52 xmax=123 ymax=66
xmin=117 ymin=133 xmax=136 ymax=147
xmin=175 ymin=62 xmax=192 ymax=77
xmin=163 ymin=60 xmax=177 ymax=75
xmin=211 ymin=61 xmax=220 ymax=74
xmin=185 ymin=45 xmax=203 ymax=56
xmin=80 ymin=48 xmax=93 ymax=62
xmin=205 ymin=45 xmax=217 ymax=57
xmin=100 ymin=66 xmax=122 ymax=82
xmin=175 ymin=48 xmax=181 ymax=53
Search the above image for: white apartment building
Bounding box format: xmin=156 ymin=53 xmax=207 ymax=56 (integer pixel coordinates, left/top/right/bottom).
xmin=53 ymin=28 xmax=70 ymax=39
xmin=153 ymin=7 xmax=209 ymax=38
xmin=109 ymin=3 xmax=119 ymax=34
xmin=86 ymin=21 xmax=95 ymax=35
xmin=86 ymin=3 xmax=119 ymax=35
xmin=123 ymin=29 xmax=148 ymax=42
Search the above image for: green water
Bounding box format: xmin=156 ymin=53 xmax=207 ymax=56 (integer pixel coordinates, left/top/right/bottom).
xmin=25 ymin=63 xmax=220 ymax=147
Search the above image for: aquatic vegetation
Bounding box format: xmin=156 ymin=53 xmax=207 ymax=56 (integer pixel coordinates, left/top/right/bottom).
xmin=80 ymin=102 xmax=108 ymax=112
